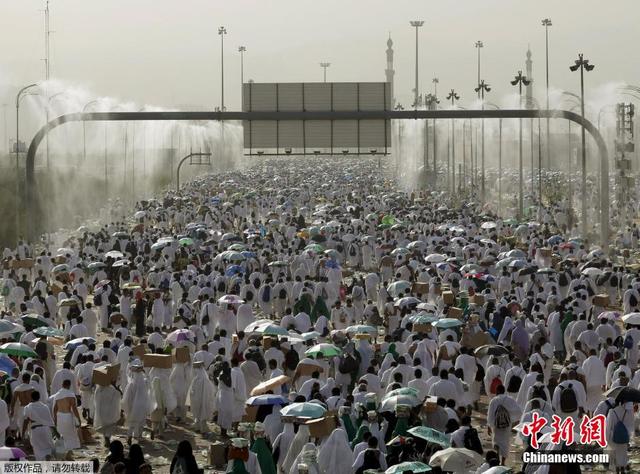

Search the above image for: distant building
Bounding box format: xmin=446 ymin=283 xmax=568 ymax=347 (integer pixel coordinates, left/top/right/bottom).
xmin=526 ymin=46 xmax=534 ymax=109
xmin=385 ymin=34 xmax=395 ymax=108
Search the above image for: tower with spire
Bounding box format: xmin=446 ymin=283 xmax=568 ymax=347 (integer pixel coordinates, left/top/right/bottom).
xmin=385 ymin=34 xmax=395 ymax=107
xmin=526 ymin=46 xmax=534 ymax=108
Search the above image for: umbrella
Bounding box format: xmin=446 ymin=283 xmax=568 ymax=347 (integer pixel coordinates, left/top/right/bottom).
xmin=395 ymin=296 xmax=421 ymax=308
xmin=246 ymin=322 xmax=289 ymax=336
xmin=407 ymin=241 xmax=427 ymax=251
xmin=345 ymin=325 xmax=378 ymax=336
xmin=409 ymin=313 xmax=438 ymax=324
xmin=508 ymin=259 xmax=528 ymax=269
xmin=613 ymin=387 xmax=640 ymax=404
xmin=460 ymin=264 xmax=481 ymax=274
xmin=305 ymin=343 xmax=342 ymax=358
xmin=58 ymin=297 xmax=79 ymax=308
xmin=407 ymin=426 xmax=450 ymax=447
xmin=517 ymin=267 xmax=536 ymax=277
xmin=537 ymin=267 xmax=556 ymax=275
xmin=225 ymin=265 xmax=245 ymax=277
xmin=480 ymin=221 xmax=497 ymax=230
xmin=280 ymin=402 xmax=326 ymax=419
xmin=133 ymin=210 xmax=146 ymax=219
xmin=64 ymin=337 xmax=96 ymax=351
xmin=21 ymin=314 xmax=50 ymax=328
xmin=33 ymin=326 xmax=64 ymax=338
xmin=250 ymin=375 xmax=290 ymax=396
xmin=305 ymin=244 xmax=325 ymax=253
xmin=622 ymin=313 xmax=640 ymax=325
xmin=166 ymin=329 xmax=195 ymax=345
xmin=0 ymin=343 xmax=37 ymax=358
xmin=112 ymin=259 xmax=131 ymax=268
xmin=581 ymin=267 xmax=603 ymax=278
xmin=391 ymin=247 xmax=411 ymax=256
xmin=429 ymin=448 xmax=484 ymax=472
xmin=387 ymin=280 xmax=412 ymax=297
xmin=268 ymin=261 xmax=288 ymax=268
xmin=179 ymin=237 xmax=194 ymax=247
xmin=0 ymin=320 xmax=23 ymax=335
xmin=417 ymin=302 xmax=438 ymax=312
xmin=218 ymin=294 xmax=245 ymax=305
xmin=385 ymin=462 xmax=432 ymax=474
xmin=505 ymin=249 xmax=526 ymax=259
xmin=386 ymin=387 xmax=420 ymax=398
xmin=299 ymin=331 xmax=321 ymax=341
xmin=474 ymin=344 xmax=510 ymax=357
xmin=227 ymin=243 xmax=247 ymax=251
xmin=547 ymin=235 xmax=563 ymax=245
xmin=221 ymin=251 xmax=246 ymax=263
xmin=151 ymin=241 xmax=170 ymax=251
xmin=94 ymin=279 xmax=111 ymax=291
xmin=104 ymin=250 xmax=124 ymax=259
xmin=433 ymin=318 xmax=463 ymax=329
xmin=51 ymin=264 xmax=69 ymax=274
xmin=0 ymin=446 xmax=27 ymax=461
xmin=246 ymin=394 xmax=289 ymax=406
xmin=380 ymin=394 xmax=421 ymax=412
xmin=436 ymin=262 xmax=457 ymax=273
xmin=87 ymin=262 xmax=106 ymax=271
xmin=425 ymin=254 xmax=446 ymax=264
xmin=122 ymin=282 xmax=142 ymax=290
xmin=0 ymin=356 xmax=17 ymax=374
xmin=324 ymin=249 xmax=339 ymax=260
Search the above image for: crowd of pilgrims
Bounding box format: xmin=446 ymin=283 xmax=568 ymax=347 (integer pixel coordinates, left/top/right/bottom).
xmin=0 ymin=157 xmax=639 ymax=474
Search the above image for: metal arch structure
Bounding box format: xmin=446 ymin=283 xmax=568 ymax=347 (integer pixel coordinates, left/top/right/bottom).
xmin=25 ymin=109 xmax=609 ymax=246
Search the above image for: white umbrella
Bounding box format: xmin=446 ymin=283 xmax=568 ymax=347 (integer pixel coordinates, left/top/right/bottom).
xmin=425 ymin=254 xmax=446 ymax=264
xmin=622 ymin=313 xmax=640 ymax=325
xmin=429 ymin=447 xmax=484 ymax=472
xmin=581 ymin=267 xmax=603 ymax=278
xmin=480 ymin=221 xmax=497 ymax=230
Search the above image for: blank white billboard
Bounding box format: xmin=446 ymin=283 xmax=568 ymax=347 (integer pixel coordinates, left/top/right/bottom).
xmin=242 ymin=82 xmax=391 ymax=154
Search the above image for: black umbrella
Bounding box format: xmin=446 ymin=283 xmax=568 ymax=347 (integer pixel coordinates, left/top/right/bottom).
xmin=518 ymin=266 xmax=537 ymax=277
xmin=474 ymin=344 xmax=510 ymax=358
xmin=615 ymin=387 xmax=640 ymax=404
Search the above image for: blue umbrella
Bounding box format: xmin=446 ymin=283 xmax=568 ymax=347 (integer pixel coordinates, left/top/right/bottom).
xmin=246 ymin=394 xmax=289 ymax=406
xmin=0 ymin=355 xmax=17 ymax=374
xmin=241 ymin=251 xmax=257 ymax=258
xmin=547 ymin=235 xmax=563 ymax=245
xmin=225 ymin=265 xmax=245 ymax=277
xmin=64 ymin=337 xmax=96 ymax=351
xmin=325 ymin=259 xmax=340 ymax=269
xmin=433 ymin=318 xmax=464 ymax=329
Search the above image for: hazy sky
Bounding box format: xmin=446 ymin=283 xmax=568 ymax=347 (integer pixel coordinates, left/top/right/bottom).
xmin=2 ymin=0 xmax=640 ymax=116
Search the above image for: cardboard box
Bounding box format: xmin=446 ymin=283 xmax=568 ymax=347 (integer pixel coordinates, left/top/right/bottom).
xmin=242 ymin=405 xmax=258 ymax=422
xmin=413 ymin=323 xmax=430 ymax=333
xmin=593 ymin=294 xmax=609 ymax=307
xmin=442 ymin=291 xmax=455 ymax=306
xmin=422 ymin=396 xmax=439 ymax=414
xmin=296 ymin=363 xmax=324 ymax=377
xmin=306 ymin=415 xmax=338 ymax=438
xmin=143 ymin=354 xmax=172 ymax=369
xmin=77 ymin=426 xmax=93 ymax=444
xmin=92 ymin=363 xmax=120 ymax=387
xmin=132 ymin=344 xmax=147 ymax=358
xmin=174 ymin=346 xmax=191 ymax=364
xmin=262 ymin=337 xmax=274 ymax=350
xmin=448 ymin=307 xmax=464 ymax=319
xmin=11 ymin=259 xmax=34 ymax=269
xmin=472 ymin=294 xmax=485 ymax=306
xmin=538 ymin=248 xmax=552 ymax=258
xmin=209 ymin=442 xmax=228 ymax=468
xmin=412 ymin=282 xmax=429 ymax=295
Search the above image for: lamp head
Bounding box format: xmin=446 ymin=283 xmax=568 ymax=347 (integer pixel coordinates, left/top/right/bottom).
xmin=522 ymin=78 xmax=531 ymax=86
xmin=410 ymin=20 xmax=425 ymax=27
xmin=542 ymin=18 xmax=552 ymax=26
xmin=584 ymin=63 xmax=595 ymax=72
xmin=510 ymin=79 xmax=519 ymax=86
xmin=218 ymin=26 xmax=226 ymax=35
xmin=569 ymin=63 xmax=580 ymax=72
xmin=475 ymin=40 xmax=483 ymax=48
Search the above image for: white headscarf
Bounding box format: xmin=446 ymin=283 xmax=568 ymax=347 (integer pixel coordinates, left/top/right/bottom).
xmin=318 ymin=428 xmax=354 ymax=474
xmin=290 ymin=442 xmax=320 ymax=474
xmin=282 ymin=424 xmax=310 ymax=473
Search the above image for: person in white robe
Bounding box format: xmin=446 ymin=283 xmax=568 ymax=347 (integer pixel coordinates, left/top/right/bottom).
xmin=52 ymin=381 xmax=81 ymax=453
xmin=214 ymin=360 xmax=234 ymax=434
xmin=606 ymin=401 xmax=634 ymax=473
xmin=23 ymin=391 xmax=55 ymax=460
xmin=486 ymin=385 xmax=522 ymax=464
xmin=0 ymin=397 xmax=9 ymax=446
xmin=188 ymin=361 xmax=215 ymax=433
xmin=122 ymin=364 xmax=151 ymax=444
xmin=581 ymin=349 xmax=606 ymax=413
xmin=317 ymin=428 xmax=354 ymax=474
xmin=93 ymin=383 xmax=122 ymax=447
xmin=169 ymin=361 xmax=192 ymax=422
xmin=231 ymin=361 xmax=247 ymax=423
xmin=281 ymin=424 xmax=311 ymax=474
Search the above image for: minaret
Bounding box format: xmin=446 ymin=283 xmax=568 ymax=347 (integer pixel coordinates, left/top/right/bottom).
xmin=385 ymin=34 xmax=395 ymax=107
xmin=526 ymin=45 xmax=534 ymax=109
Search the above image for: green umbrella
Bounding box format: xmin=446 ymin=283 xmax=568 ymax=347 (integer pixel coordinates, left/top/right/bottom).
xmin=385 ymin=461 xmax=431 ymax=474
xmin=280 ymin=402 xmax=326 ymax=419
xmin=179 ymin=237 xmax=194 ymax=247
xmin=409 ymin=313 xmax=438 ymax=324
xmin=385 ymin=387 xmax=420 ymax=398
xmin=0 ymin=343 xmax=38 ymax=358
xmin=503 ymin=217 xmax=519 ymax=226
xmin=221 ymin=251 xmax=246 ymax=262
xmin=250 ymin=323 xmax=289 ymax=337
xmin=227 ymin=243 xmax=247 ymax=251
xmin=305 ymin=343 xmax=342 ymax=358
xmin=305 ymin=244 xmax=324 ymax=253
xmin=433 ymin=318 xmax=464 ymax=329
xmin=345 ymin=325 xmax=377 ymax=336
xmin=407 ymin=426 xmax=451 ymax=447
xmin=381 ymin=215 xmax=396 ymax=226
xmin=51 ymin=264 xmax=69 ymax=274
xmin=21 ymin=314 xmax=50 ymax=329
xmin=33 ymin=326 xmax=64 ymax=338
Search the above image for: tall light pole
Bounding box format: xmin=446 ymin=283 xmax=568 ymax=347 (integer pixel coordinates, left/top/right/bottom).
xmin=218 ymin=26 xmax=227 ymax=111
xmin=511 ymin=71 xmax=531 ymax=219
xmin=475 ymin=80 xmax=491 ymax=202
xmin=542 ymin=18 xmax=552 ymax=169
xmin=446 ymin=89 xmax=460 ymax=193
xmin=15 ymin=83 xmax=39 ymax=243
xmin=2 ymin=104 xmax=7 ymax=157
xmin=320 ymin=62 xmax=331 ymax=83
xmin=238 ymin=46 xmax=246 ymax=87
xmin=570 ymin=53 xmax=595 ymax=240
xmin=432 ymin=78 xmax=439 ymax=177
xmin=410 ymin=21 xmax=424 ymax=108
xmin=475 ymin=41 xmax=483 ymax=98
xmin=82 ymin=99 xmax=99 ymax=164
xmin=46 ymin=91 xmax=68 ymax=169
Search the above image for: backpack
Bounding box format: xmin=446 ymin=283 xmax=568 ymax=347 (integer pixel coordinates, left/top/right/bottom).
xmin=506 ymin=374 xmax=522 ymax=393
xmin=262 ymin=286 xmax=271 ymax=303
xmin=558 ymin=272 xmax=568 ymax=287
xmin=349 ymin=245 xmax=357 ymax=257
xmin=489 ymin=376 xmax=502 ymax=395
xmin=630 ymin=293 xmax=638 ymax=308
xmin=284 ymin=349 xmax=299 ymax=371
xmin=475 ymin=364 xmax=485 ymax=383
xmin=339 ymin=354 xmax=359 ymax=374
xmin=93 ymin=293 xmax=103 ymax=306
xmin=531 ymin=385 xmax=547 ymax=401
xmin=624 ymin=334 xmax=634 ymax=350
xmin=612 ymin=410 xmax=630 ymax=444
xmin=610 ymin=274 xmax=618 ymax=287
xmin=463 ymin=427 xmax=483 ymax=454
xmin=559 ymin=383 xmax=578 ymax=413
xmin=278 ymin=288 xmax=287 ymax=300
xmin=604 ymin=351 xmax=615 ymax=366
xmin=495 ymin=404 xmax=511 ymax=430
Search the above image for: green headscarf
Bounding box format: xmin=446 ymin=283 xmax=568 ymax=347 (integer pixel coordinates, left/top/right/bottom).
xmin=341 ymin=413 xmax=356 ymax=442
xmin=251 ymin=437 xmax=276 ymax=474
xmin=350 ymin=425 xmax=370 ymax=449
xmin=310 ymin=295 xmax=330 ymax=324
xmin=230 ymin=459 xmax=250 ymax=474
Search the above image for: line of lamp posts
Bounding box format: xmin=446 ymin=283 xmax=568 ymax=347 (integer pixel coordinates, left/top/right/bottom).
xmin=395 ymin=58 xmax=594 ymax=233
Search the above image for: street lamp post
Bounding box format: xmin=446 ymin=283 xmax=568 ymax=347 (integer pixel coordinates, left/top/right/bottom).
xmin=320 ymin=62 xmax=331 ymax=83
xmin=15 ymin=83 xmax=39 ymax=242
xmin=474 ymin=80 xmax=491 ymax=202
xmin=218 ymin=26 xmax=227 ymax=111
xmin=46 ymin=91 xmax=68 ymax=170
xmin=475 ymin=41 xmax=483 ymax=98
xmin=511 ymin=71 xmax=531 ymax=218
xmin=542 ymin=18 xmax=552 ymax=169
xmin=238 ymin=46 xmax=246 ymax=87
xmin=570 ymin=53 xmax=595 ymax=240
xmin=410 ymin=21 xmax=424 ymax=108
xmin=446 ymin=89 xmax=460 ymax=193
xmin=432 ymin=78 xmax=439 ymax=177
xmin=82 ymin=99 xmax=99 ymax=164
